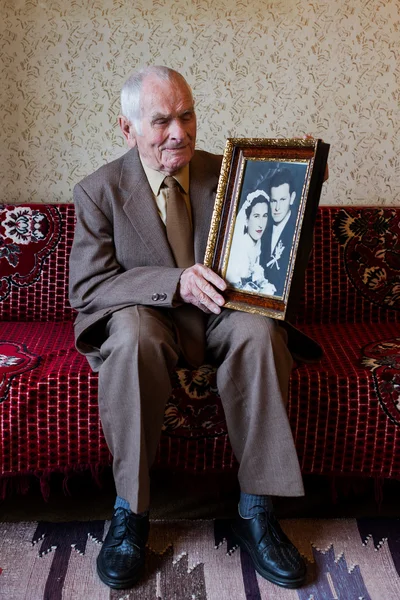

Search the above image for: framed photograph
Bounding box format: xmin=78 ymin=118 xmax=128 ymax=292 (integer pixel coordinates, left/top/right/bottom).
xmin=204 ymin=138 xmax=330 ymax=320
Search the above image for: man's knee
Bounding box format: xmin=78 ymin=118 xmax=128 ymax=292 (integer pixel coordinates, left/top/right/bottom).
xmin=102 ymin=305 xmax=178 ymax=362
xmin=223 ymin=310 xmax=283 ymax=345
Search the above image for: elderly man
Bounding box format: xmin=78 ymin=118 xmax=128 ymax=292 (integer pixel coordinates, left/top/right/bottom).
xmin=69 ymin=65 xmax=307 ymax=590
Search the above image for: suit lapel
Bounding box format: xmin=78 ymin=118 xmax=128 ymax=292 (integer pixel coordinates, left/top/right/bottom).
xmin=189 ymin=152 xmax=220 ymax=263
xmin=119 ymin=148 xmax=175 ymax=266
xmin=119 ymin=148 xmax=220 ymax=267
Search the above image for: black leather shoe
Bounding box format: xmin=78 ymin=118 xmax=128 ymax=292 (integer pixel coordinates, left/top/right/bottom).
xmin=97 ymin=507 xmax=150 ymax=589
xmin=231 ymin=509 xmax=306 ymax=589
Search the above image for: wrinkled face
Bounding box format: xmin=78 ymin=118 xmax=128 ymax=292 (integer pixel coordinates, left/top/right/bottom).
xmin=120 ymin=74 xmax=196 ymax=175
xmin=247 ymin=201 xmax=269 ymax=241
xmin=270 ymin=183 xmax=296 ymax=224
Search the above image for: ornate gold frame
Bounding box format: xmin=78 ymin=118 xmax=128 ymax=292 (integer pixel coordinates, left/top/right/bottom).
xmin=204 ymin=138 xmax=330 ymax=320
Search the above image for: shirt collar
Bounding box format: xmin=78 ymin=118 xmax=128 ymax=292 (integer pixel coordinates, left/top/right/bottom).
xmin=141 ymin=159 xmax=190 ymax=196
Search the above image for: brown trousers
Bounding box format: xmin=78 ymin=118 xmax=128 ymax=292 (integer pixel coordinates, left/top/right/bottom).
xmin=98 ymin=306 xmax=304 ymax=513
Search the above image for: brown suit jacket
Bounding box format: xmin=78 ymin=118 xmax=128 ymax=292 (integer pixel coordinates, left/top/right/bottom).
xmin=69 ymin=146 xmax=322 ymax=368
xmin=69 ymin=147 xmax=222 ymax=367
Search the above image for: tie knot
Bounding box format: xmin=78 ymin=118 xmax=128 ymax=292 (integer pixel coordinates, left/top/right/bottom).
xmin=163 ymin=176 xmax=179 ymax=190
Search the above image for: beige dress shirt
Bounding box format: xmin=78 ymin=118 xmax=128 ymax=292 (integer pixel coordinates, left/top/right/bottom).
xmin=141 ymin=160 xmax=192 ymax=227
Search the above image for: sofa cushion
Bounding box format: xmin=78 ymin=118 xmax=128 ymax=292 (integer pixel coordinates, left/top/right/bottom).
xmin=333 ymin=207 xmax=400 ymax=310
xmin=289 ymin=322 xmax=400 ymax=479
xmin=1 ymin=319 xmax=399 ymax=481
xmin=0 ymin=204 xmax=74 ymax=322
xmin=0 ymin=322 xmax=109 ymax=476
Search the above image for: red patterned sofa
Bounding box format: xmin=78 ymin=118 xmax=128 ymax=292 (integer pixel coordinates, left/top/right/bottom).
xmin=1 ymin=204 xmax=400 ymax=498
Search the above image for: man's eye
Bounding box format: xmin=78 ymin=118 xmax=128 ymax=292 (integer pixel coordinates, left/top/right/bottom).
xmin=181 ymin=113 xmax=193 ymax=121
xmin=154 ymin=119 xmax=168 ymax=125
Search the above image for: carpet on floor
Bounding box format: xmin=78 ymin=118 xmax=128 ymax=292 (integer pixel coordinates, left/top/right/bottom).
xmin=0 ymin=518 xmax=399 ymax=599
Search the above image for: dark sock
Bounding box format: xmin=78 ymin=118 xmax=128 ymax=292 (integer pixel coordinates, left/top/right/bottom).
xmin=114 ymin=495 xmax=148 ymax=517
xmin=239 ymin=492 xmax=273 ymax=518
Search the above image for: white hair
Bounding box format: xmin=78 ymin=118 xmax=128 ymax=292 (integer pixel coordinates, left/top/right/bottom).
xmin=120 ymin=66 xmax=194 ymax=134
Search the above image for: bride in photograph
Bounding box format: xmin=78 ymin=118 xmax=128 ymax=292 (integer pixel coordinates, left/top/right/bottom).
xmin=226 ymin=190 xmax=276 ymax=295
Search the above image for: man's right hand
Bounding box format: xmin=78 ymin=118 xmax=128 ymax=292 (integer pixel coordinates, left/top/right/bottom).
xmin=179 ymin=264 xmax=227 ymax=314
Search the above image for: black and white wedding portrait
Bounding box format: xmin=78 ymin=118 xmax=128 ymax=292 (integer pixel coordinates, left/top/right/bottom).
xmin=226 ymin=159 xmax=308 ymax=298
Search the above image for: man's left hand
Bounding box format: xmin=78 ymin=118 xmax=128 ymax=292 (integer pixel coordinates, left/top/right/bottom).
xmin=179 ymin=264 xmax=226 ymax=314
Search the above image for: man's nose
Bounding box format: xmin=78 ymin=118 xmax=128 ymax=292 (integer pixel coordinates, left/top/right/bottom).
xmin=168 ymin=119 xmax=186 ymax=140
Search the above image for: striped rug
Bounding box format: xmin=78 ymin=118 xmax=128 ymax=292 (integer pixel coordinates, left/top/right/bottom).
xmin=1 ymin=518 xmax=399 ymax=599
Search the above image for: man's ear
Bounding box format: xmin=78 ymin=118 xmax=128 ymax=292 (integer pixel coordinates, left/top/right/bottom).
xmin=119 ymin=116 xmax=137 ymax=149
xmin=290 ymin=191 xmax=296 ymax=205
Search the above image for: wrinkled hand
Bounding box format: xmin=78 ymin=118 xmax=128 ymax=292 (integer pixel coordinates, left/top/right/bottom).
xmin=179 ymin=264 xmax=227 ymax=314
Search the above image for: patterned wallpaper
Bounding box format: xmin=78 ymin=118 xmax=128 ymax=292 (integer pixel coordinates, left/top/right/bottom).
xmin=1 ymin=0 xmax=399 ymax=205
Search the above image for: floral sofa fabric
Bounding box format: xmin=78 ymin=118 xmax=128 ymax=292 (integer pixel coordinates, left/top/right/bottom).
xmin=0 ymin=204 xmax=399 ymax=496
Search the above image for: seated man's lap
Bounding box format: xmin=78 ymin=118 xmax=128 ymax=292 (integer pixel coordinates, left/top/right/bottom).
xmin=206 ymin=308 xmax=288 ymax=360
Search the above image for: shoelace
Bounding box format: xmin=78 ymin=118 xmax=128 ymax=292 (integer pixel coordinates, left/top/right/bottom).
xmin=112 ymin=508 xmax=146 ymax=548
xmin=250 ymin=505 xmax=283 ymax=546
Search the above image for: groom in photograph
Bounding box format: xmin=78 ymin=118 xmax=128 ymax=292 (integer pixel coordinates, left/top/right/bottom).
xmin=261 ymin=167 xmax=299 ymax=297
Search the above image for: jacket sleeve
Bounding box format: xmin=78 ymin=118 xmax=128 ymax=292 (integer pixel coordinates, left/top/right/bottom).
xmin=68 ymin=182 xmax=184 ymax=318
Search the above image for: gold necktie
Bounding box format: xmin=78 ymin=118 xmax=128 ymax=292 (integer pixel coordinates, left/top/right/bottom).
xmin=163 ymin=176 xmax=194 ymax=268
xmin=163 ymin=176 xmax=205 ymax=367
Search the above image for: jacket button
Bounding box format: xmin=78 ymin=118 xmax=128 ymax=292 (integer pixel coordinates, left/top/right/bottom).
xmin=159 ymin=293 xmax=167 ymax=301
xmin=152 ymin=293 xmax=160 ymax=301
